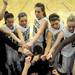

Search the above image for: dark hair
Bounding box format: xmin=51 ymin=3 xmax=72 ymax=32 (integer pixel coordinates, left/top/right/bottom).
xmin=49 ymin=13 xmax=60 ymax=22
xmin=33 ymin=45 xmax=43 ymax=55
xmin=4 ymin=11 xmax=14 ymax=20
xmin=35 ymin=3 xmax=46 ymax=17
xmin=18 ymin=12 xmax=27 ymax=20
xmin=4 ymin=11 xmax=14 ymax=24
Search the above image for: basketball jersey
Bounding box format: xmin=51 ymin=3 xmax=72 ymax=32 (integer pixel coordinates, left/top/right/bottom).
xmin=46 ymin=21 xmax=64 ymax=66
xmin=46 ymin=21 xmax=64 ymax=42
xmin=61 ymin=27 xmax=75 ymax=57
xmin=33 ymin=18 xmax=45 ymax=48
xmin=17 ymin=25 xmax=30 ymax=42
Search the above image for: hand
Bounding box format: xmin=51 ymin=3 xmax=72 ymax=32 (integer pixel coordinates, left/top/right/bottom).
xmin=25 ymin=56 xmax=32 ymax=63
xmin=21 ymin=56 xmax=32 ymax=75
xmin=23 ymin=49 xmax=33 ymax=56
xmin=40 ymin=54 xmax=46 ymax=61
xmin=46 ymin=52 xmax=52 ymax=60
xmin=19 ymin=40 xmax=25 ymax=46
xmin=46 ymin=48 xmax=55 ymax=60
xmin=26 ymin=41 xmax=33 ymax=48
xmin=22 ymin=43 xmax=29 ymax=49
xmin=24 ymin=56 xmax=32 ymax=69
xmin=52 ymin=69 xmax=59 ymax=75
xmin=18 ymin=48 xmax=33 ymax=56
xmin=19 ymin=41 xmax=29 ymax=49
xmin=18 ymin=40 xmax=29 ymax=49
xmin=31 ymin=55 xmax=40 ymax=63
xmin=3 ymin=0 xmax=8 ymax=5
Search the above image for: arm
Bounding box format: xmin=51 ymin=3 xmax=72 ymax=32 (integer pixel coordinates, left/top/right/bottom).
xmin=41 ymin=31 xmax=53 ymax=61
xmin=27 ymin=19 xmax=48 ymax=47
xmin=4 ymin=36 xmax=20 ymax=50
xmin=0 ymin=31 xmax=33 ymax=56
xmin=50 ymin=31 xmax=64 ymax=53
xmin=0 ymin=31 xmax=19 ymax=50
xmin=16 ymin=28 xmax=25 ymax=42
xmin=16 ymin=28 xmax=32 ymax=49
xmin=44 ymin=31 xmax=52 ymax=55
xmin=22 ymin=56 xmax=31 ymax=75
xmin=10 ymin=32 xmax=21 ymax=44
xmin=47 ymin=31 xmax=64 ymax=60
xmin=32 ymin=20 xmax=48 ymax=43
xmin=0 ymin=27 xmax=21 ymax=44
xmin=0 ymin=0 xmax=8 ymax=20
xmin=52 ymin=33 xmax=75 ymax=61
xmin=22 ymin=66 xmax=28 ymax=75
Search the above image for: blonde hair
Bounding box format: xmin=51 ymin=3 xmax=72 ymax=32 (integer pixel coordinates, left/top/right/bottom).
xmin=67 ymin=14 xmax=75 ymax=22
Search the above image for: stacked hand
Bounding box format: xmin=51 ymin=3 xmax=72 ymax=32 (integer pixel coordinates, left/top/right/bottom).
xmin=46 ymin=48 xmax=54 ymax=60
xmin=25 ymin=56 xmax=32 ymax=63
xmin=23 ymin=48 xmax=33 ymax=56
xmin=26 ymin=41 xmax=33 ymax=48
xmin=24 ymin=56 xmax=32 ymax=70
xmin=46 ymin=52 xmax=52 ymax=60
xmin=40 ymin=54 xmax=46 ymax=61
xmin=18 ymin=48 xmax=33 ymax=56
xmin=52 ymin=69 xmax=59 ymax=75
xmin=19 ymin=41 xmax=29 ymax=49
xmin=31 ymin=55 xmax=40 ymax=63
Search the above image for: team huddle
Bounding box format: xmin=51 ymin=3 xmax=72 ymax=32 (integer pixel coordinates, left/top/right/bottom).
xmin=0 ymin=0 xmax=75 ymax=75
